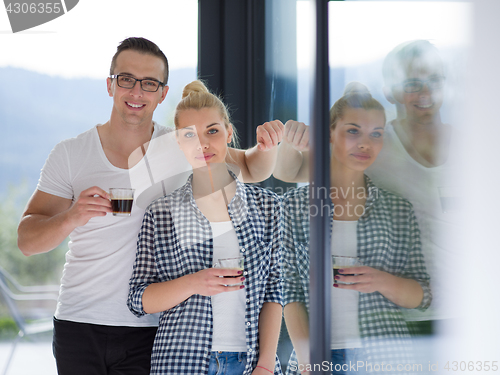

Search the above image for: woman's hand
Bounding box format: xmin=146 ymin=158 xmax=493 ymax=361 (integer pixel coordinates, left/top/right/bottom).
xmin=334 ymin=266 xmax=392 ymax=294
xmin=142 ymin=268 xmax=244 ymax=314
xmin=188 ymin=268 xmax=245 ymax=296
xmin=283 ymin=120 xmax=309 ymax=152
xmin=256 ymin=120 xmax=285 ymax=151
xmin=334 ymin=266 xmax=424 ymax=308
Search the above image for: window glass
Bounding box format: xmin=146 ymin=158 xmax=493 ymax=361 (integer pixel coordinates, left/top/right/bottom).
xmin=0 ymin=1 xmax=198 ymax=371
xmin=286 ymin=1 xmax=471 ymax=373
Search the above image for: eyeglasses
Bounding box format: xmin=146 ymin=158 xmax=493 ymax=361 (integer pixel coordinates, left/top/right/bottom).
xmin=110 ymin=74 xmax=165 ymax=92
xmin=401 ymin=76 xmax=445 ymax=93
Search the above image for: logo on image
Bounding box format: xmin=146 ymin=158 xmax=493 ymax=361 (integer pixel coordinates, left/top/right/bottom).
xmin=4 ymin=0 xmax=79 ymax=33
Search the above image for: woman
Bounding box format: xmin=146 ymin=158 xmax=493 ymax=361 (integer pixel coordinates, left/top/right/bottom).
xmin=282 ymin=83 xmax=431 ymax=375
xmin=128 ymin=80 xmax=283 ymax=375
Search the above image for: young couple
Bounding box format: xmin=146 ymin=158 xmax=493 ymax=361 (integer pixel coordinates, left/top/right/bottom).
xmin=18 ymin=37 xmax=284 ymax=375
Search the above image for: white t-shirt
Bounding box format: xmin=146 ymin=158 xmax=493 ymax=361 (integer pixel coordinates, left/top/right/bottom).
xmin=37 ymin=123 xmax=191 ymax=326
xmin=330 ymin=220 xmax=361 ymax=349
xmin=210 ymin=221 xmax=247 ymax=352
xmin=366 ymin=122 xmax=463 ymax=321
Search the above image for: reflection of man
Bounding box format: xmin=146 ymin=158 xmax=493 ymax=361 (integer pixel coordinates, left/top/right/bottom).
xmin=17 ymin=37 xmax=283 ymax=375
xmin=366 ymin=40 xmax=461 ymax=328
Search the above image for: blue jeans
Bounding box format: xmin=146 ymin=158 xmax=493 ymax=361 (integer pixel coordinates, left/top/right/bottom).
xmin=330 ymin=349 xmax=367 ymax=375
xmin=208 ymin=351 xmax=247 ymax=375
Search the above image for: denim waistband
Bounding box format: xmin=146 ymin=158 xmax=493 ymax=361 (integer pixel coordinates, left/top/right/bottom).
xmin=210 ymin=351 xmax=246 ymax=361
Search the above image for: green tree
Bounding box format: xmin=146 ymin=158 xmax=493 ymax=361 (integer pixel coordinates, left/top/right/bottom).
xmin=0 ymin=182 xmax=67 ymax=286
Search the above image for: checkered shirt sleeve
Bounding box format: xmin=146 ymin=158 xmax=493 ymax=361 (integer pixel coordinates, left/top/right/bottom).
xmin=128 ymin=174 xmax=283 ymax=375
xmin=282 ymin=186 xmax=309 ymax=306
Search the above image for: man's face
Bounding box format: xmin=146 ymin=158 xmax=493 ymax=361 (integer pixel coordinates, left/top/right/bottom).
xmin=107 ymin=50 xmax=169 ymax=127
xmin=392 ymin=57 xmax=445 ymax=125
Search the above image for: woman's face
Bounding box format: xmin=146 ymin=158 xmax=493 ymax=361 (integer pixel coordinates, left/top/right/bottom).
xmin=330 ymin=107 xmax=385 ymax=173
xmin=176 ymin=107 xmax=232 ymax=169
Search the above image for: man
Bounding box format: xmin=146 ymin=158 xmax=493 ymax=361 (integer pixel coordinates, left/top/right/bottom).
xmin=366 ymin=40 xmax=461 ymax=329
xmin=17 ymin=37 xmax=283 ymax=375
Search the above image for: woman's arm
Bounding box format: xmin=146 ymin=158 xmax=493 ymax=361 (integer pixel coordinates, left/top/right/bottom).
xmin=128 ymin=209 xmax=244 ymax=316
xmin=283 ymin=302 xmax=310 ymax=369
xmin=335 ymin=201 xmax=431 ymax=310
xmin=335 ymin=267 xmax=424 ymax=309
xmin=142 ymin=268 xmax=244 ymax=314
xmin=227 ymin=120 xmax=284 ymax=183
xmin=254 ymin=302 xmax=283 ymax=374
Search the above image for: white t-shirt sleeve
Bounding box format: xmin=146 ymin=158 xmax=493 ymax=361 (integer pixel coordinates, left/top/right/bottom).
xmin=36 ymin=140 xmax=74 ymax=200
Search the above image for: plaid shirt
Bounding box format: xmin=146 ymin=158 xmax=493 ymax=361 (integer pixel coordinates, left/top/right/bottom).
xmin=282 ymin=176 xmax=431 ymax=374
xmin=128 ymin=173 xmax=283 ymax=375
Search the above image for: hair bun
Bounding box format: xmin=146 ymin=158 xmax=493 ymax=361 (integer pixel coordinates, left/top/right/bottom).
xmin=182 ymin=80 xmax=209 ymax=99
xmin=343 ymin=81 xmax=370 ymax=96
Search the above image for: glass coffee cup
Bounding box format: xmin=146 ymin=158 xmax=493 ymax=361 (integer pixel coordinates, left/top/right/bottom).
xmin=214 ymin=256 xmax=245 ymax=286
xmin=109 ymin=188 xmax=135 ymax=217
xmin=332 ymin=255 xmax=362 ymax=285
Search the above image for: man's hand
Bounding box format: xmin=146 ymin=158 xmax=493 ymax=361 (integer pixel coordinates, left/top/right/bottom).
xmin=256 ymin=120 xmax=285 ymax=151
xmin=66 ymin=187 xmax=112 ymax=227
xmin=283 ymin=120 xmax=309 ymax=152
xmin=18 ymin=186 xmax=112 ymax=256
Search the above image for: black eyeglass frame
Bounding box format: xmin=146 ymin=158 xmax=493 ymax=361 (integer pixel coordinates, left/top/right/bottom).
xmin=399 ymin=76 xmax=446 ymax=94
xmin=109 ymin=74 xmax=166 ymax=92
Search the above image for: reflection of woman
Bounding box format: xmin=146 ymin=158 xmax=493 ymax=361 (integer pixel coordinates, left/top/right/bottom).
xmin=282 ymin=84 xmax=431 ymax=375
xmin=128 ymin=81 xmax=283 ymax=375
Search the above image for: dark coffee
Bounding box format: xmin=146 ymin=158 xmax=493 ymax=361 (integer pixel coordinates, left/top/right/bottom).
xmin=111 ymin=199 xmax=133 ymax=215
xmin=333 ymin=266 xmax=355 ymax=284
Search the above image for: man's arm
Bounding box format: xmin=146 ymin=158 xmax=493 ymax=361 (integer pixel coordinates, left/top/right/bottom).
xmin=226 ymin=120 xmax=284 ymax=183
xmin=273 ymin=120 xmax=310 ymax=183
xmin=17 ymin=187 xmax=111 ymax=256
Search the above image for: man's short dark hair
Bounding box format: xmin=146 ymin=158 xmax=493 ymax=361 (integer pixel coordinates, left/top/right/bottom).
xmin=110 ymin=37 xmax=169 ymax=85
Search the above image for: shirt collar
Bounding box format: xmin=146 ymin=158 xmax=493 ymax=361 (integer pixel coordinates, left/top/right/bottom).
xmin=178 ymin=169 xmax=249 ymax=223
xmin=363 ymin=174 xmax=379 ymax=216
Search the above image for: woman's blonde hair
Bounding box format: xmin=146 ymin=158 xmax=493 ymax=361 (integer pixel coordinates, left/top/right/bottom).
xmin=174 ymin=80 xmax=239 ymax=147
xmin=329 ymin=82 xmax=386 ymax=129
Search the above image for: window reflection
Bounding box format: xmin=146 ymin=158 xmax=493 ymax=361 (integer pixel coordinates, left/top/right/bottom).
xmin=276 ymin=1 xmax=471 ymax=374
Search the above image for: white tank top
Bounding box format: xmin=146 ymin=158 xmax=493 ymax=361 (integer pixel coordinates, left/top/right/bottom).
xmin=210 ymin=221 xmax=247 ymax=352
xmin=331 ymin=219 xmax=362 ymax=349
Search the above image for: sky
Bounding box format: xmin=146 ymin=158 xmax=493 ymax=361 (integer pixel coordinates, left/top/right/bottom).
xmin=0 ymin=0 xmax=198 ymax=79
xmin=296 ymin=1 xmax=472 ymax=70
xmin=0 ymin=1 xmax=471 ymax=79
